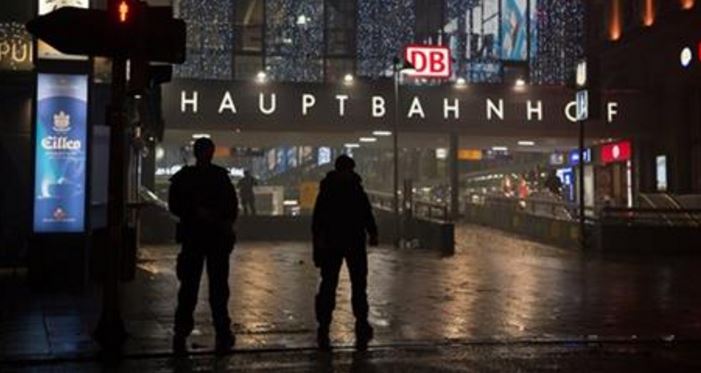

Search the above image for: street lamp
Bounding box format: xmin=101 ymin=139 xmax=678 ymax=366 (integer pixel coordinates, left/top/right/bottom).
xmin=392 ymin=56 xmax=415 ymax=247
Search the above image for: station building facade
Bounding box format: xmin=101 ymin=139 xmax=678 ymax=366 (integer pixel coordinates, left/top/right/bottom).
xmin=0 ymin=0 xmax=698 ymax=264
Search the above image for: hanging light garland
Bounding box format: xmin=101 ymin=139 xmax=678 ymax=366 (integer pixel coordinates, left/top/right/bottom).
xmin=174 ymin=0 xmax=234 ymax=80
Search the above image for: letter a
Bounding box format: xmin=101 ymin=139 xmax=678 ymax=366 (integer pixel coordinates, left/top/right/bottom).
xmin=218 ymin=91 xmax=237 ymax=114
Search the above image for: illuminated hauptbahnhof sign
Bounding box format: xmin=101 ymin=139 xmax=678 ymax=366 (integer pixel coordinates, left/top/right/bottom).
xmin=163 ymin=79 xmax=647 ymax=136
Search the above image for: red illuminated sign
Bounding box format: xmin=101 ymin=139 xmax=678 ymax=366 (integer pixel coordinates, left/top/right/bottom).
xmin=601 ymin=140 xmax=632 ymax=164
xmin=404 ymin=45 xmax=451 ymax=78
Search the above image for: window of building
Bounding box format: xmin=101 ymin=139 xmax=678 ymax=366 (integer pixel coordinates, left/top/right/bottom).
xmin=325 ymin=0 xmax=356 ymax=55
xmin=175 ymin=0 xmax=234 ymax=80
xmin=235 ymin=0 xmax=264 ymax=53
xmin=235 ymin=55 xmax=264 ymax=80
xmin=357 ymin=0 xmax=415 ymax=78
xmin=325 ymin=58 xmax=354 ymax=81
xmin=265 ymin=0 xmax=324 ymax=82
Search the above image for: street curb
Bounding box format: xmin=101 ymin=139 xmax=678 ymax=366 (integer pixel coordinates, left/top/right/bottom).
xmin=2 ymin=337 xmax=701 ymax=367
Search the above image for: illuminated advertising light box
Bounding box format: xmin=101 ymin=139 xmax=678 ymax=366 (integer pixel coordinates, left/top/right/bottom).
xmin=601 ymin=140 xmax=631 ymax=164
xmin=33 ymin=73 xmax=88 ymax=233
xmin=317 ymin=147 xmax=331 ymax=166
xmin=458 ymin=149 xmax=482 ymax=161
xmin=568 ymin=148 xmax=591 ymax=165
xmin=500 ymin=0 xmax=528 ymax=61
xmin=549 ymin=152 xmax=565 ymax=166
xmin=37 ymin=0 xmax=89 ymax=60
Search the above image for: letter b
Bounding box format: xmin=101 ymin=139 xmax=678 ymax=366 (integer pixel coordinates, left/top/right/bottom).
xmin=430 ymin=51 xmax=446 ymax=74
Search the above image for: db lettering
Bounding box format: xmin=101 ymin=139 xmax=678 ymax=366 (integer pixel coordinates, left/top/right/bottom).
xmin=404 ymin=45 xmax=451 ymax=78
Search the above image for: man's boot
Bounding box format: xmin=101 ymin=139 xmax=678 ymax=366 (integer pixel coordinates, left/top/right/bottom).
xmin=215 ymin=333 xmax=236 ymax=354
xmin=172 ymin=334 xmax=187 ymax=356
xmin=317 ymin=325 xmax=331 ymax=351
xmin=355 ymin=321 xmax=373 ymax=351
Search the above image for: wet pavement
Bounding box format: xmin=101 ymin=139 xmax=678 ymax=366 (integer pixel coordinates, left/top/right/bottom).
xmin=4 ymin=342 xmax=701 ymax=372
xmin=2 ymin=224 xmax=701 ymax=363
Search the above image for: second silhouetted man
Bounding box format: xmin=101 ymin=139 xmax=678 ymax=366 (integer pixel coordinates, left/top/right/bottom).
xmin=312 ymin=155 xmax=378 ymax=350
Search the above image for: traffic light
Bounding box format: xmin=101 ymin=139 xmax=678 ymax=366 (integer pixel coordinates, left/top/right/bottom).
xmin=118 ymin=1 xmax=130 ymax=23
xmin=26 ymin=4 xmax=185 ymax=63
xmin=111 ymin=0 xmax=142 ymax=27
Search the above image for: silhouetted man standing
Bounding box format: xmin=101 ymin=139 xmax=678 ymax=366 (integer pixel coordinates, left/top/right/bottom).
xmin=168 ymin=138 xmax=238 ymax=355
xmin=237 ymin=170 xmax=257 ymax=216
xmin=312 ymin=155 xmax=378 ymax=350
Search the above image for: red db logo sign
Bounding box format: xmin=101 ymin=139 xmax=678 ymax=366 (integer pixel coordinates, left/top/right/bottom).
xmin=404 ymin=45 xmax=451 ymax=78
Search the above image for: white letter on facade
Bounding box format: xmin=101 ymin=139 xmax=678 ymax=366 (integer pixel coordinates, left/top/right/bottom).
xmin=527 ymin=100 xmax=543 ymax=121
xmin=218 ymin=91 xmax=237 ymax=114
xmin=181 ymin=91 xmax=198 ymax=113
xmin=407 ymin=96 xmax=425 ymax=119
xmin=259 ymin=93 xmax=277 ymax=115
xmin=443 ymin=98 xmax=460 ymax=119
xmin=336 ymin=95 xmax=349 ymax=117
xmin=486 ymin=98 xmax=504 ymax=120
xmin=565 ymin=101 xmax=577 ymax=123
xmin=302 ymin=93 xmax=316 ymax=116
xmin=607 ymin=102 xmax=619 ymax=123
xmin=372 ymin=96 xmax=386 ymax=118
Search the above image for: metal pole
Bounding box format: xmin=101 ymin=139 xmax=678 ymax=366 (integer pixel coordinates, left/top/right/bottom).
xmin=94 ymin=53 xmax=127 ymax=352
xmin=578 ymin=118 xmax=586 ymax=249
xmin=393 ymin=61 xmax=400 ymax=247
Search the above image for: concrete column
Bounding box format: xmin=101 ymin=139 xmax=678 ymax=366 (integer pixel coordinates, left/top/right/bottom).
xmin=142 ymin=142 xmax=156 ymax=191
xmin=449 ymin=133 xmax=459 ymax=221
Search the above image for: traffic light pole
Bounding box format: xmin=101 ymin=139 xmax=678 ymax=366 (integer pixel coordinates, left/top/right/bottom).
xmin=578 ymin=118 xmax=586 ymax=250
xmin=94 ymin=55 xmax=128 ymax=352
xmin=25 ymin=0 xmax=185 ymax=354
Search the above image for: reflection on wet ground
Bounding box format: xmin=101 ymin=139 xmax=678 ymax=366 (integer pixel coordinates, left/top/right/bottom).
xmin=2 ymin=224 xmax=701 ymax=360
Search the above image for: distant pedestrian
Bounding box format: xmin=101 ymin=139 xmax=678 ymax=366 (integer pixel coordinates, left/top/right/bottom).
xmin=168 ymin=138 xmax=238 ymax=355
xmin=544 ymin=169 xmax=563 ymax=197
xmin=312 ymin=155 xmax=378 ymax=351
xmin=238 ymin=170 xmax=258 ymax=216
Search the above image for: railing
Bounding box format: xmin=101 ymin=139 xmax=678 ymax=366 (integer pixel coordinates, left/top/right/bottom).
xmin=476 ymin=195 xmax=595 ymax=222
xmin=366 ymin=190 xmax=395 ymax=212
xmin=413 ymin=200 xmax=449 ymax=221
xmin=599 ymin=207 xmax=701 ymax=227
xmin=367 ymin=190 xmax=450 ymax=222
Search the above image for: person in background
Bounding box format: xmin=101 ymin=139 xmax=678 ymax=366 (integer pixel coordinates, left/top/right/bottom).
xmin=238 ymin=170 xmax=258 ymax=216
xmin=544 ymin=169 xmax=563 ymax=198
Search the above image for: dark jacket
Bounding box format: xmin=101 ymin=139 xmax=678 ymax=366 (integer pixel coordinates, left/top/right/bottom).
xmin=312 ymin=170 xmax=378 ymax=258
xmin=168 ymin=164 xmax=238 ymax=244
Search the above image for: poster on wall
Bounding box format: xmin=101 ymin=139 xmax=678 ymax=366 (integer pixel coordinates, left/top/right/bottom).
xmin=500 ymin=0 xmax=528 ymax=61
xmin=37 ymin=0 xmax=89 ymax=60
xmin=33 ymin=73 xmax=88 ymax=233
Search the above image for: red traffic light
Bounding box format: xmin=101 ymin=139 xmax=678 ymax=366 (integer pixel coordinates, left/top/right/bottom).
xmin=26 ymin=5 xmax=186 ymax=63
xmin=119 ymin=1 xmax=130 ymax=23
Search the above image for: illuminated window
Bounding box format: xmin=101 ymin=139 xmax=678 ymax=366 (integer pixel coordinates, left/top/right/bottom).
xmin=681 ymin=0 xmax=695 ymax=10
xmin=642 ymin=0 xmax=656 ymax=27
xmin=608 ymin=0 xmax=622 ymax=41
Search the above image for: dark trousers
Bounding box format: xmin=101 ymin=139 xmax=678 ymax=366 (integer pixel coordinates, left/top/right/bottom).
xmin=315 ymin=247 xmax=369 ymax=328
xmin=241 ymin=198 xmax=256 ymax=216
xmin=174 ymin=241 xmax=232 ymax=338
